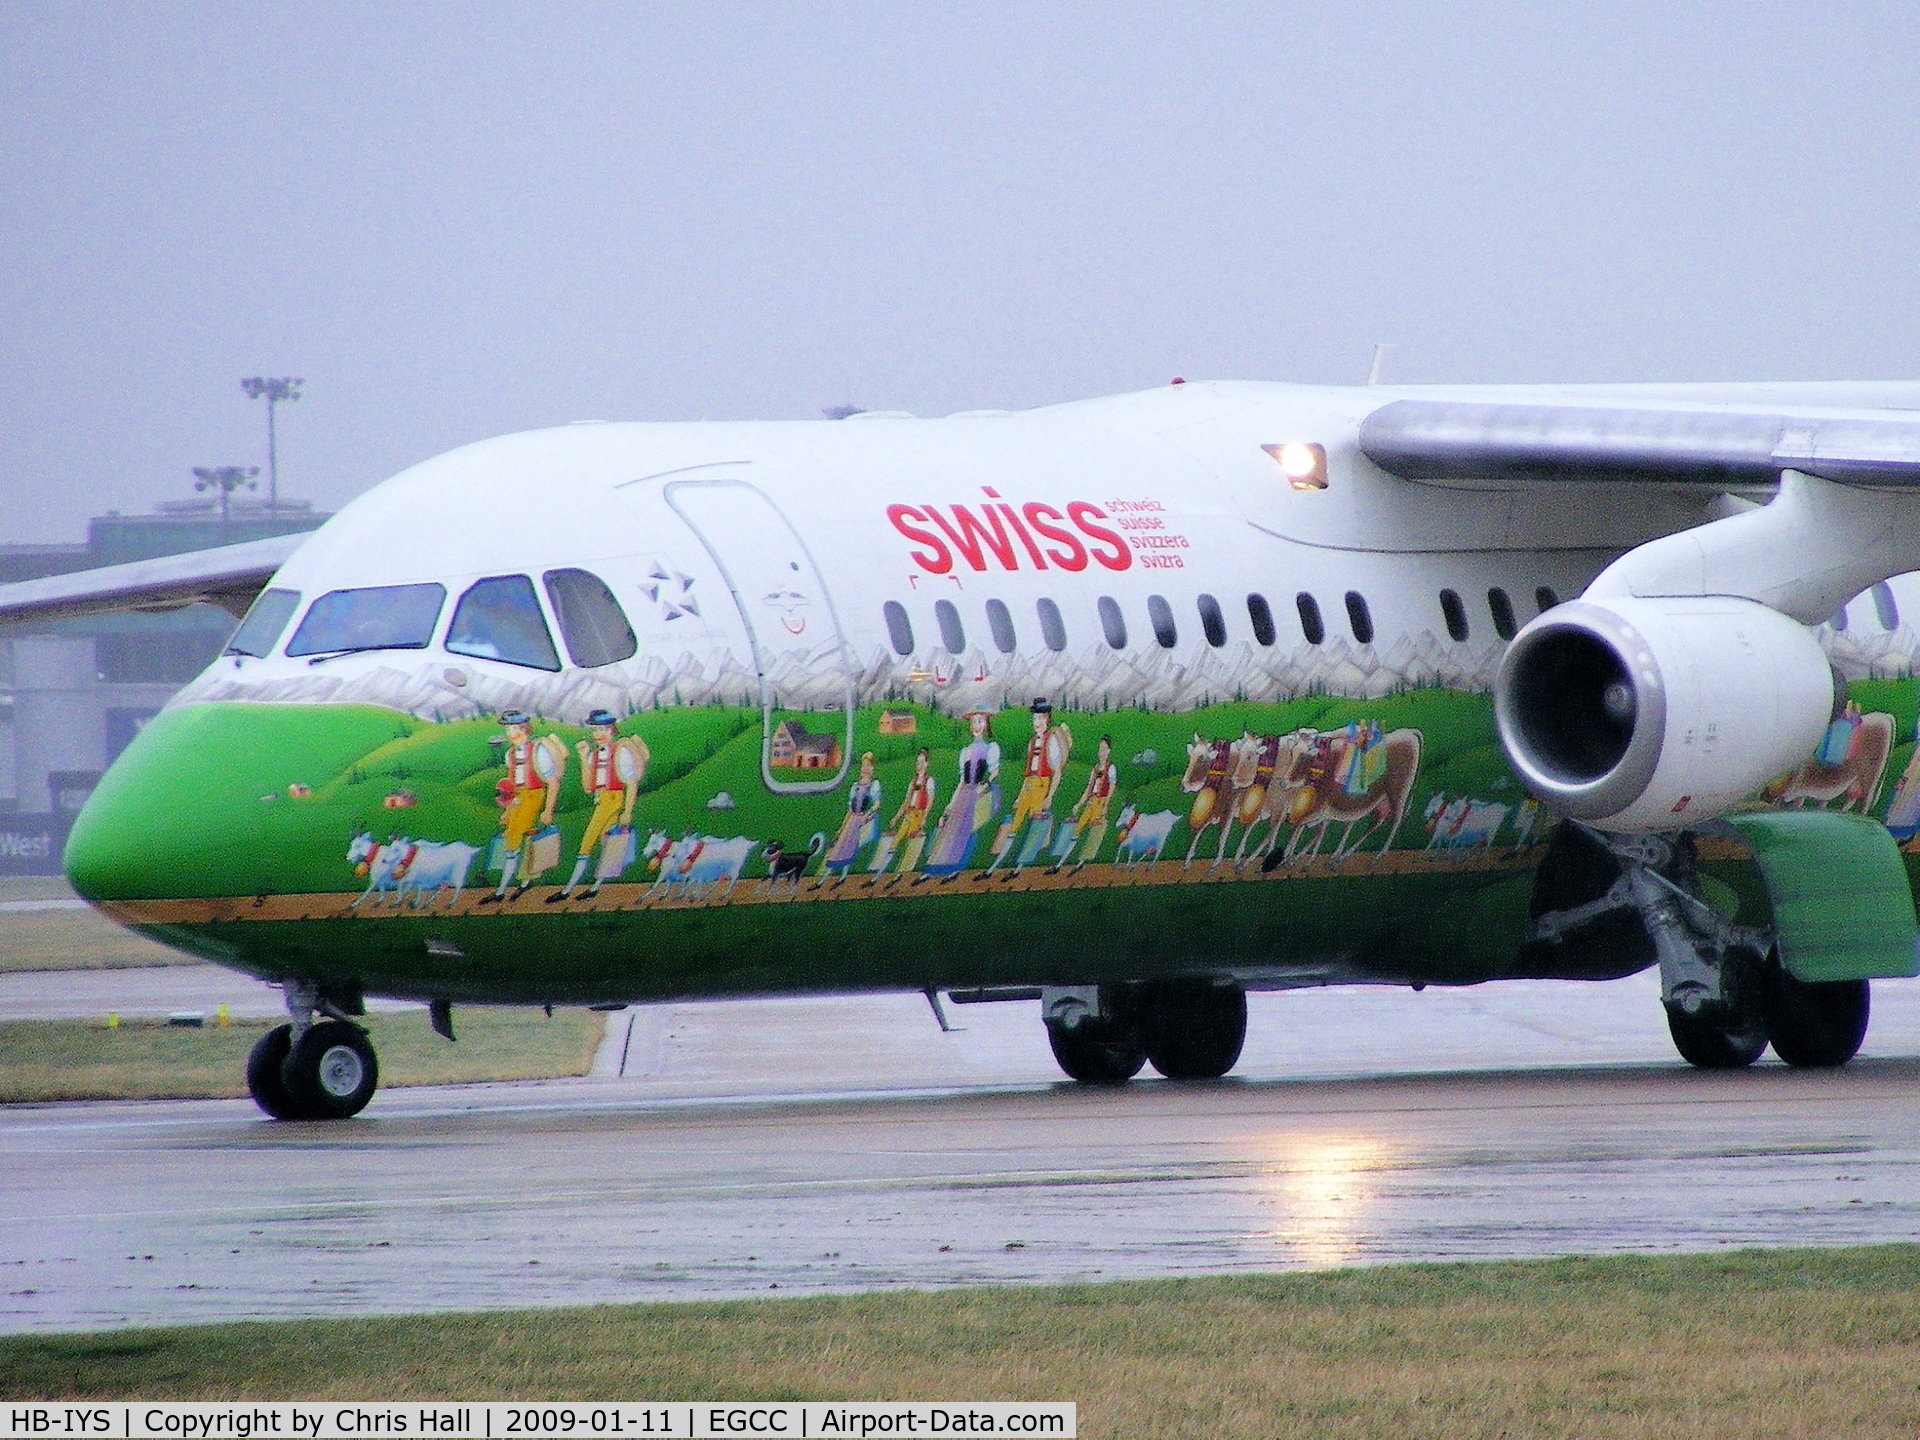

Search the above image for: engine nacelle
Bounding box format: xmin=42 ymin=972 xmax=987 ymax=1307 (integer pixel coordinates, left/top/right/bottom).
xmin=1494 ymin=596 xmax=1838 ymax=832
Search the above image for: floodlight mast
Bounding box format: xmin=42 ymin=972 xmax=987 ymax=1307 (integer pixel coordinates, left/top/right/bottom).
xmin=192 ymin=465 xmax=259 ymax=525
xmin=241 ymin=376 xmax=303 ymax=508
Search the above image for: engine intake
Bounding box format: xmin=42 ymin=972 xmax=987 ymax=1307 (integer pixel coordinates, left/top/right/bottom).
xmin=1494 ymin=596 xmax=1838 ymax=832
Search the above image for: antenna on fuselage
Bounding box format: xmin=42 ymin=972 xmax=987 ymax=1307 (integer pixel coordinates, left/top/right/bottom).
xmin=1367 ymin=343 xmax=1395 ymax=387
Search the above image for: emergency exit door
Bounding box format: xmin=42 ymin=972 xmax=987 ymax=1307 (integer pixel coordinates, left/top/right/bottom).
xmin=665 ymin=478 xmax=856 ymax=794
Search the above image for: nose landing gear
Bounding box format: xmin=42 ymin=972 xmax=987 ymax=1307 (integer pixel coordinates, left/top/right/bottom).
xmin=245 ymin=982 xmax=380 ymax=1120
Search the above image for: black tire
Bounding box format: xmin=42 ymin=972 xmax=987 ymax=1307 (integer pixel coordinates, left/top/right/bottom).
xmin=1665 ymin=1003 xmax=1768 ymax=1069
xmin=1764 ymin=972 xmax=1870 ymax=1068
xmin=1141 ymin=979 xmax=1248 ymax=1080
xmin=245 ymin=1023 xmax=309 ymax=1120
xmin=283 ymin=1019 xmax=379 ymax=1119
xmin=1664 ymin=946 xmax=1769 ymax=1070
xmin=1047 ymin=1016 xmax=1146 ymax=1085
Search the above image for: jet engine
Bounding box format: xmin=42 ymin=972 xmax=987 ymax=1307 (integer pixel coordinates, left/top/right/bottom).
xmin=1494 ymin=596 xmax=1839 ymax=833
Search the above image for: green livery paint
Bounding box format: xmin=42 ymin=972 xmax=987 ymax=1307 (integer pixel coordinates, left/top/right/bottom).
xmin=63 ymin=678 xmax=1920 ymax=1001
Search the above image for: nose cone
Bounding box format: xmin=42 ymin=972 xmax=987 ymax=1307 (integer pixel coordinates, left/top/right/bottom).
xmin=67 ymin=702 xmax=370 ymax=903
xmin=67 ymin=706 xmax=251 ymax=902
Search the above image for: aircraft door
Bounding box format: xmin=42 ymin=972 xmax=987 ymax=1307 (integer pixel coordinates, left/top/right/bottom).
xmin=665 ymin=478 xmax=856 ymax=794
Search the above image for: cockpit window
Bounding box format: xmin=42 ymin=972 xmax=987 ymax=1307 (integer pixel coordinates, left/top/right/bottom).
xmin=446 ymin=574 xmax=561 ymax=671
xmin=543 ymin=568 xmax=637 ymax=667
xmin=285 ymin=583 xmax=445 ymax=658
xmin=226 ymin=587 xmax=302 ymax=657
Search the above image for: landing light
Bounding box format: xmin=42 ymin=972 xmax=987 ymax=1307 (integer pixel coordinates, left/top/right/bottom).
xmin=1264 ymin=441 xmax=1328 ymax=490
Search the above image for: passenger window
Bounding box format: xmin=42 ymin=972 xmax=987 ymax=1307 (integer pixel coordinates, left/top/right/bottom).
xmin=1098 ymin=596 xmax=1128 ymax=649
xmin=1036 ymin=598 xmax=1067 ymax=652
xmin=934 ymin=598 xmax=966 ymax=653
xmin=542 ymin=568 xmax=636 ymax=667
xmin=1874 ymin=582 xmax=1900 ymax=632
xmin=227 ymin=587 xmax=301 ymax=657
xmin=446 ymin=575 xmax=561 ymax=671
xmin=1439 ymin=589 xmax=1470 ymax=642
xmin=1345 ymin=591 xmax=1374 ymax=645
xmin=1296 ymin=593 xmax=1325 ymax=646
xmin=1247 ymin=593 xmax=1276 ymax=646
xmin=1197 ymin=593 xmax=1227 ymax=647
xmin=1488 ymin=587 xmax=1517 ymax=641
xmin=883 ymin=601 xmax=914 ymax=656
xmin=1147 ymin=595 xmax=1177 ymax=648
xmin=1535 ymin=585 xmax=1560 ymax=614
xmin=286 ymin=583 xmax=445 ymax=658
xmin=985 ymin=598 xmax=1017 ymax=653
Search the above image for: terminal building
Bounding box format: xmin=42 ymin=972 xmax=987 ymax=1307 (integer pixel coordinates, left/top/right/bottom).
xmin=0 ymin=495 xmax=327 ymax=873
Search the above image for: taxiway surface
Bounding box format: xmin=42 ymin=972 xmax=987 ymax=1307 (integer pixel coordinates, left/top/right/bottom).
xmin=5 ymin=977 xmax=1920 ymax=1333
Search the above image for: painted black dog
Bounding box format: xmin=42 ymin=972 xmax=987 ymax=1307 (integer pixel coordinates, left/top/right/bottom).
xmin=762 ymin=834 xmax=824 ymax=894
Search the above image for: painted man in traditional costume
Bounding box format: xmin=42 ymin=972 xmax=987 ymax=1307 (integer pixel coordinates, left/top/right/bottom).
xmin=481 ymin=709 xmax=563 ymax=903
xmin=875 ymin=747 xmax=936 ymax=875
xmin=549 ymin=709 xmax=648 ymax=901
xmin=989 ymin=698 xmax=1068 ymax=875
xmin=1063 ymin=733 xmax=1118 ymax=868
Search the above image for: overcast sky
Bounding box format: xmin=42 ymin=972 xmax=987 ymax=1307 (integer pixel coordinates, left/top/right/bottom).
xmin=3 ymin=3 xmax=1918 ymax=542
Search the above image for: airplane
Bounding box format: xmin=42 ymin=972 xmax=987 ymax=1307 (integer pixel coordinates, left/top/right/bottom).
xmin=6 ymin=376 xmax=1920 ymax=1120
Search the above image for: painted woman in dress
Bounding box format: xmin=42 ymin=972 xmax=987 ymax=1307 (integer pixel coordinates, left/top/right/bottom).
xmin=822 ymin=751 xmax=881 ymax=883
xmin=921 ymin=709 xmax=1000 ymax=877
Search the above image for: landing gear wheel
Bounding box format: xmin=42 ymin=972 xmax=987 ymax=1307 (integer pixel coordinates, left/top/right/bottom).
xmin=1047 ymin=1016 xmax=1146 ymax=1085
xmin=1764 ymin=973 xmax=1870 ymax=1068
xmin=245 ymin=1023 xmax=309 ymax=1119
xmin=1665 ymin=1004 xmax=1768 ymax=1069
xmin=1665 ymin=946 xmax=1768 ymax=1070
xmin=283 ymin=1020 xmax=379 ymax=1119
xmin=1141 ymin=979 xmax=1248 ymax=1079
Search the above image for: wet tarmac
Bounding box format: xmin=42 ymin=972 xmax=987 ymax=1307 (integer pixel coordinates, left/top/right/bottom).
xmin=4 ymin=977 xmax=1920 ymax=1333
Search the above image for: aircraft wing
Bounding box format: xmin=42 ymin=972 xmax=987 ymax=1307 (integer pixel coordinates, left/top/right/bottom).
xmin=0 ymin=532 xmax=304 ymax=626
xmin=1358 ymin=400 xmax=1920 ymax=487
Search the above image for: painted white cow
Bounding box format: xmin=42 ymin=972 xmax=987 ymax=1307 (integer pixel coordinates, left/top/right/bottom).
xmin=1423 ymin=794 xmax=1509 ymax=849
xmin=347 ymin=832 xmax=405 ymax=908
xmin=393 ymin=840 xmax=481 ymax=909
xmin=348 ymin=833 xmax=481 ymax=909
xmin=1509 ymin=799 xmax=1545 ymax=849
xmin=648 ymin=833 xmax=755 ymax=900
xmin=1113 ymin=805 xmax=1179 ymax=865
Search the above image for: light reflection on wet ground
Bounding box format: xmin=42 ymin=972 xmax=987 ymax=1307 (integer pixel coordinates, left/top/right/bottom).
xmin=4 ymin=977 xmax=1920 ymax=1332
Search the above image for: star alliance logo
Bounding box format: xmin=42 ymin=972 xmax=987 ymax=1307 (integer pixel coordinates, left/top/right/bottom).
xmin=641 ymin=561 xmax=700 ymax=622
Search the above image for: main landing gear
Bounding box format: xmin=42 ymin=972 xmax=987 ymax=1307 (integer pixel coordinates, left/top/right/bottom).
xmin=246 ymin=980 xmax=380 ymax=1120
xmin=1662 ymin=960 xmax=1870 ymax=1070
xmin=1531 ymin=828 xmax=1872 ymax=1071
xmin=1042 ymin=979 xmax=1248 ymax=1085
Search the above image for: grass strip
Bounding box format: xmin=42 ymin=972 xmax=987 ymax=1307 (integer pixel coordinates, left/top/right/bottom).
xmin=4 ymin=1246 xmax=1920 ymax=1436
xmin=0 ymin=1008 xmax=603 ymax=1102
xmin=0 ymin=906 xmax=195 ymax=971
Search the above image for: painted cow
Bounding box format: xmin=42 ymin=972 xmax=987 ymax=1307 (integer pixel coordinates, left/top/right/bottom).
xmin=1765 ymin=710 xmax=1895 ymax=812
xmin=1257 ymin=728 xmax=1425 ymax=866
xmin=1113 ymin=805 xmax=1179 ymax=865
xmin=1179 ymin=735 xmax=1238 ymax=865
xmin=647 ymin=832 xmax=755 ymax=901
xmin=348 ymin=833 xmax=481 ymax=910
xmin=1423 ymin=794 xmax=1510 ymax=850
xmin=393 ymin=840 xmax=481 ymax=909
xmin=347 ymin=832 xmax=401 ymax=908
